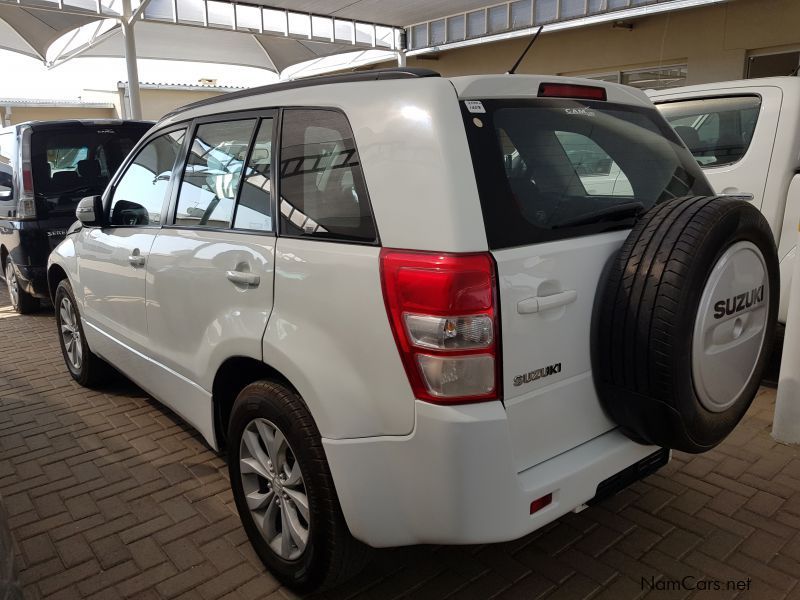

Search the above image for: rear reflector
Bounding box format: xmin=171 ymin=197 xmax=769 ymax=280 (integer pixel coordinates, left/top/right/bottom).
xmin=530 ymin=493 xmax=553 ymax=515
xmin=380 ymin=249 xmax=500 ymax=404
xmin=538 ymin=82 xmax=607 ymax=101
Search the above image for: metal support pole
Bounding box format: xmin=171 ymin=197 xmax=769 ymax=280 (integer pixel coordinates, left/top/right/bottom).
xmin=773 ymin=223 xmax=800 ymax=444
xmin=121 ymin=0 xmax=143 ymax=120
xmin=396 ymin=50 xmax=407 ymax=67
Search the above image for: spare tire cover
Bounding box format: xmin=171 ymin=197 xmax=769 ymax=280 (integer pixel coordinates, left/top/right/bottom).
xmin=594 ymin=195 xmax=778 ymax=453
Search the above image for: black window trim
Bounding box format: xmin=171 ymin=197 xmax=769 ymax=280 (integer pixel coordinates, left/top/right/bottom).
xmin=655 ymin=92 xmax=763 ymax=170
xmin=275 ymin=106 xmax=381 ymax=247
xmin=163 ymin=109 xmax=277 ymax=237
xmin=103 ymin=122 xmax=190 ymax=230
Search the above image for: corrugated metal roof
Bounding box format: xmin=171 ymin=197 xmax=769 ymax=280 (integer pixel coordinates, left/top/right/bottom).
xmin=117 ymin=81 xmax=246 ymax=91
xmin=0 ymin=98 xmax=114 ymax=108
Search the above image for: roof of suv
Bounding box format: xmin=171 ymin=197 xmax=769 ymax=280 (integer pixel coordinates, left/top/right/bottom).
xmin=159 ymin=68 xmax=655 ymax=127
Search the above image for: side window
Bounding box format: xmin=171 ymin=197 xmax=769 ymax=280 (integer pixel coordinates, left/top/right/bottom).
xmin=555 ymin=131 xmax=633 ymax=196
xmin=659 ymin=96 xmax=762 ymax=167
xmin=234 ymin=119 xmax=273 ymax=232
xmin=175 ymin=119 xmax=256 ymax=229
xmin=110 ymin=129 xmax=185 ymax=226
xmin=279 ymin=109 xmax=376 ymax=243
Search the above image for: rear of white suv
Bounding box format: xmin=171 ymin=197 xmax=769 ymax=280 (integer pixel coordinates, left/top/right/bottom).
xmin=48 ymin=70 xmax=778 ymax=593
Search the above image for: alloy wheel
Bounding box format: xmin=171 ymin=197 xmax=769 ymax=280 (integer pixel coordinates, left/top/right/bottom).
xmin=5 ymin=263 xmax=18 ymax=309
xmin=59 ymin=296 xmax=83 ymax=370
xmin=239 ymin=418 xmax=310 ymax=560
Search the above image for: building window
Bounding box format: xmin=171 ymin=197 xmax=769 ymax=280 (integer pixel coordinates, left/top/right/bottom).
xmin=578 ymin=64 xmax=688 ymax=90
xmin=747 ymin=51 xmax=800 ymax=78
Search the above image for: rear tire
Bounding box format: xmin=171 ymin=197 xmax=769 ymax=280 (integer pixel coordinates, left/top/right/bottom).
xmin=54 ymin=279 xmax=110 ymax=388
xmin=228 ymin=380 xmax=369 ymax=593
xmin=5 ymin=259 xmax=38 ymax=314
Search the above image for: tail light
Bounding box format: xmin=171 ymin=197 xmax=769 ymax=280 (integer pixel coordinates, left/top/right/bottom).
xmin=17 ymin=127 xmax=36 ymax=220
xmin=380 ymin=249 xmax=501 ymax=404
xmin=538 ymin=82 xmax=607 ymax=101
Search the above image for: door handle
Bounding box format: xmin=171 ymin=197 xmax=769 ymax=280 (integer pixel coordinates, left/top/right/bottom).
xmin=128 ymin=251 xmax=145 ymax=267
xmin=518 ymin=290 xmax=577 ymax=314
xmin=226 ymin=270 xmax=260 ymax=288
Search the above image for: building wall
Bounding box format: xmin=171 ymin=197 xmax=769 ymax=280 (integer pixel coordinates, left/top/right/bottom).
xmin=117 ymin=88 xmax=230 ymax=121
xmin=0 ymin=106 xmax=116 ymax=127
xmin=399 ymin=0 xmax=800 ymax=85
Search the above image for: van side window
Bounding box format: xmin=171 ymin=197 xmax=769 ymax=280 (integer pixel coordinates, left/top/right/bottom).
xmin=0 ymin=132 xmax=13 ymax=201
xmin=234 ymin=119 xmax=273 ymax=232
xmin=659 ymin=96 xmax=762 ymax=167
xmin=279 ymin=109 xmax=376 ymax=243
xmin=175 ymin=119 xmax=257 ymax=229
xmin=110 ymin=129 xmax=186 ymax=226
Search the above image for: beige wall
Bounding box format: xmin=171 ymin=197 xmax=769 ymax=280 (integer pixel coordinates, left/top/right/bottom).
xmin=394 ymin=0 xmax=799 ymax=85
xmin=0 ymin=106 xmax=115 ymax=127
xmin=1 ymin=87 xmax=232 ymax=127
xmin=117 ymin=88 xmax=230 ymax=121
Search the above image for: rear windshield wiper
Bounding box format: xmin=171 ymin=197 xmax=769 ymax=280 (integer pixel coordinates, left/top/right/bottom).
xmin=554 ymin=201 xmax=644 ymax=229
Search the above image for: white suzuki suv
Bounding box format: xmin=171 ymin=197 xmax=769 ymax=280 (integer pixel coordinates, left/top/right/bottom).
xmin=48 ymin=69 xmax=778 ymax=592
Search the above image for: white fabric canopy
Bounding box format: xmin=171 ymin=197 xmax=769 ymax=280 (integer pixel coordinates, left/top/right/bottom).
xmin=68 ymin=21 xmax=366 ymax=72
xmin=0 ymin=6 xmax=98 ymax=60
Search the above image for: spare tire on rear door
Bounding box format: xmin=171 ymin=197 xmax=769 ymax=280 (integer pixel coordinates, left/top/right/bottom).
xmin=594 ymin=195 xmax=778 ymax=453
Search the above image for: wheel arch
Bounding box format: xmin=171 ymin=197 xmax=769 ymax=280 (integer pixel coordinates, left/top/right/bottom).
xmin=212 ymin=356 xmax=297 ymax=451
xmin=47 ymin=264 xmax=69 ymax=303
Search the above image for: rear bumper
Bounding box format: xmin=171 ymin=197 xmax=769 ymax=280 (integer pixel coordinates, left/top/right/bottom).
xmin=323 ymin=400 xmax=663 ymax=548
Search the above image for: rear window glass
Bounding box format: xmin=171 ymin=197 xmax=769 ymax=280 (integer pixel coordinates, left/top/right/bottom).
xmin=657 ymin=95 xmax=761 ymax=167
xmin=462 ymin=99 xmax=713 ymax=249
xmin=31 ymin=124 xmax=151 ymax=215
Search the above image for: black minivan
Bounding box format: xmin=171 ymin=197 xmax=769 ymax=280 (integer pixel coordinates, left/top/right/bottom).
xmin=0 ymin=120 xmax=152 ymax=313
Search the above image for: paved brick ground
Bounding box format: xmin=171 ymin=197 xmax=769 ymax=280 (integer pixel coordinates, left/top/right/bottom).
xmin=1 ymin=287 xmax=800 ymax=600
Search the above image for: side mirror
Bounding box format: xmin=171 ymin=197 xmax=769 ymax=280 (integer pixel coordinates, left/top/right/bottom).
xmin=75 ymin=195 xmax=104 ymax=226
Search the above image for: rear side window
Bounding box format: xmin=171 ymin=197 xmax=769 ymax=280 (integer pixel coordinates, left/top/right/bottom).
xmin=31 ymin=124 xmax=150 ymax=215
xmin=278 ymin=109 xmax=376 ymax=243
xmin=462 ymin=99 xmax=713 ymax=249
xmin=0 ymin=132 xmax=12 ymax=200
xmin=110 ymin=129 xmax=186 ymax=226
xmin=658 ymin=96 xmax=761 ymax=167
xmin=175 ymin=119 xmax=257 ymax=229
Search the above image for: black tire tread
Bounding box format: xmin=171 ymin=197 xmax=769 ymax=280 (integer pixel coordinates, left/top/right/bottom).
xmin=595 ymin=195 xmax=779 ymax=451
xmin=54 ymin=279 xmax=110 ymax=389
xmin=229 ymin=380 xmax=369 ymax=593
xmin=6 ymin=260 xmax=39 ymax=314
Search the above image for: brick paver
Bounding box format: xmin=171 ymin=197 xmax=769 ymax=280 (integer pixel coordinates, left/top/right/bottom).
xmin=1 ymin=287 xmax=800 ymax=599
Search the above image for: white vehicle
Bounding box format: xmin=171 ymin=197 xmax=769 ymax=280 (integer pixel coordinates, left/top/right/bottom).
xmin=651 ymin=77 xmax=800 ymax=324
xmin=47 ymin=69 xmax=778 ymax=592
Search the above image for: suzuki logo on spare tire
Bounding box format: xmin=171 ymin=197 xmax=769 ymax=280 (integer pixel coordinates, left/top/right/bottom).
xmin=712 ymin=285 xmax=765 ymax=319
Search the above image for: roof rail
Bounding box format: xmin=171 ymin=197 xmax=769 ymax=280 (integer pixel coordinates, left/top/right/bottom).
xmin=164 ymin=68 xmax=441 ymax=120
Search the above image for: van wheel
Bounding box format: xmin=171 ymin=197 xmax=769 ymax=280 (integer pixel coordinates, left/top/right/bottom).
xmin=5 ymin=260 xmax=38 ymax=314
xmin=228 ymin=381 xmax=369 ymax=593
xmin=594 ymin=196 xmax=779 ymax=453
xmin=54 ymin=279 xmax=109 ymax=388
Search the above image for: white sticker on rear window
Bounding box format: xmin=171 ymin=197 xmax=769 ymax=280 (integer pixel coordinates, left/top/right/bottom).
xmin=465 ymin=101 xmax=486 ymax=114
